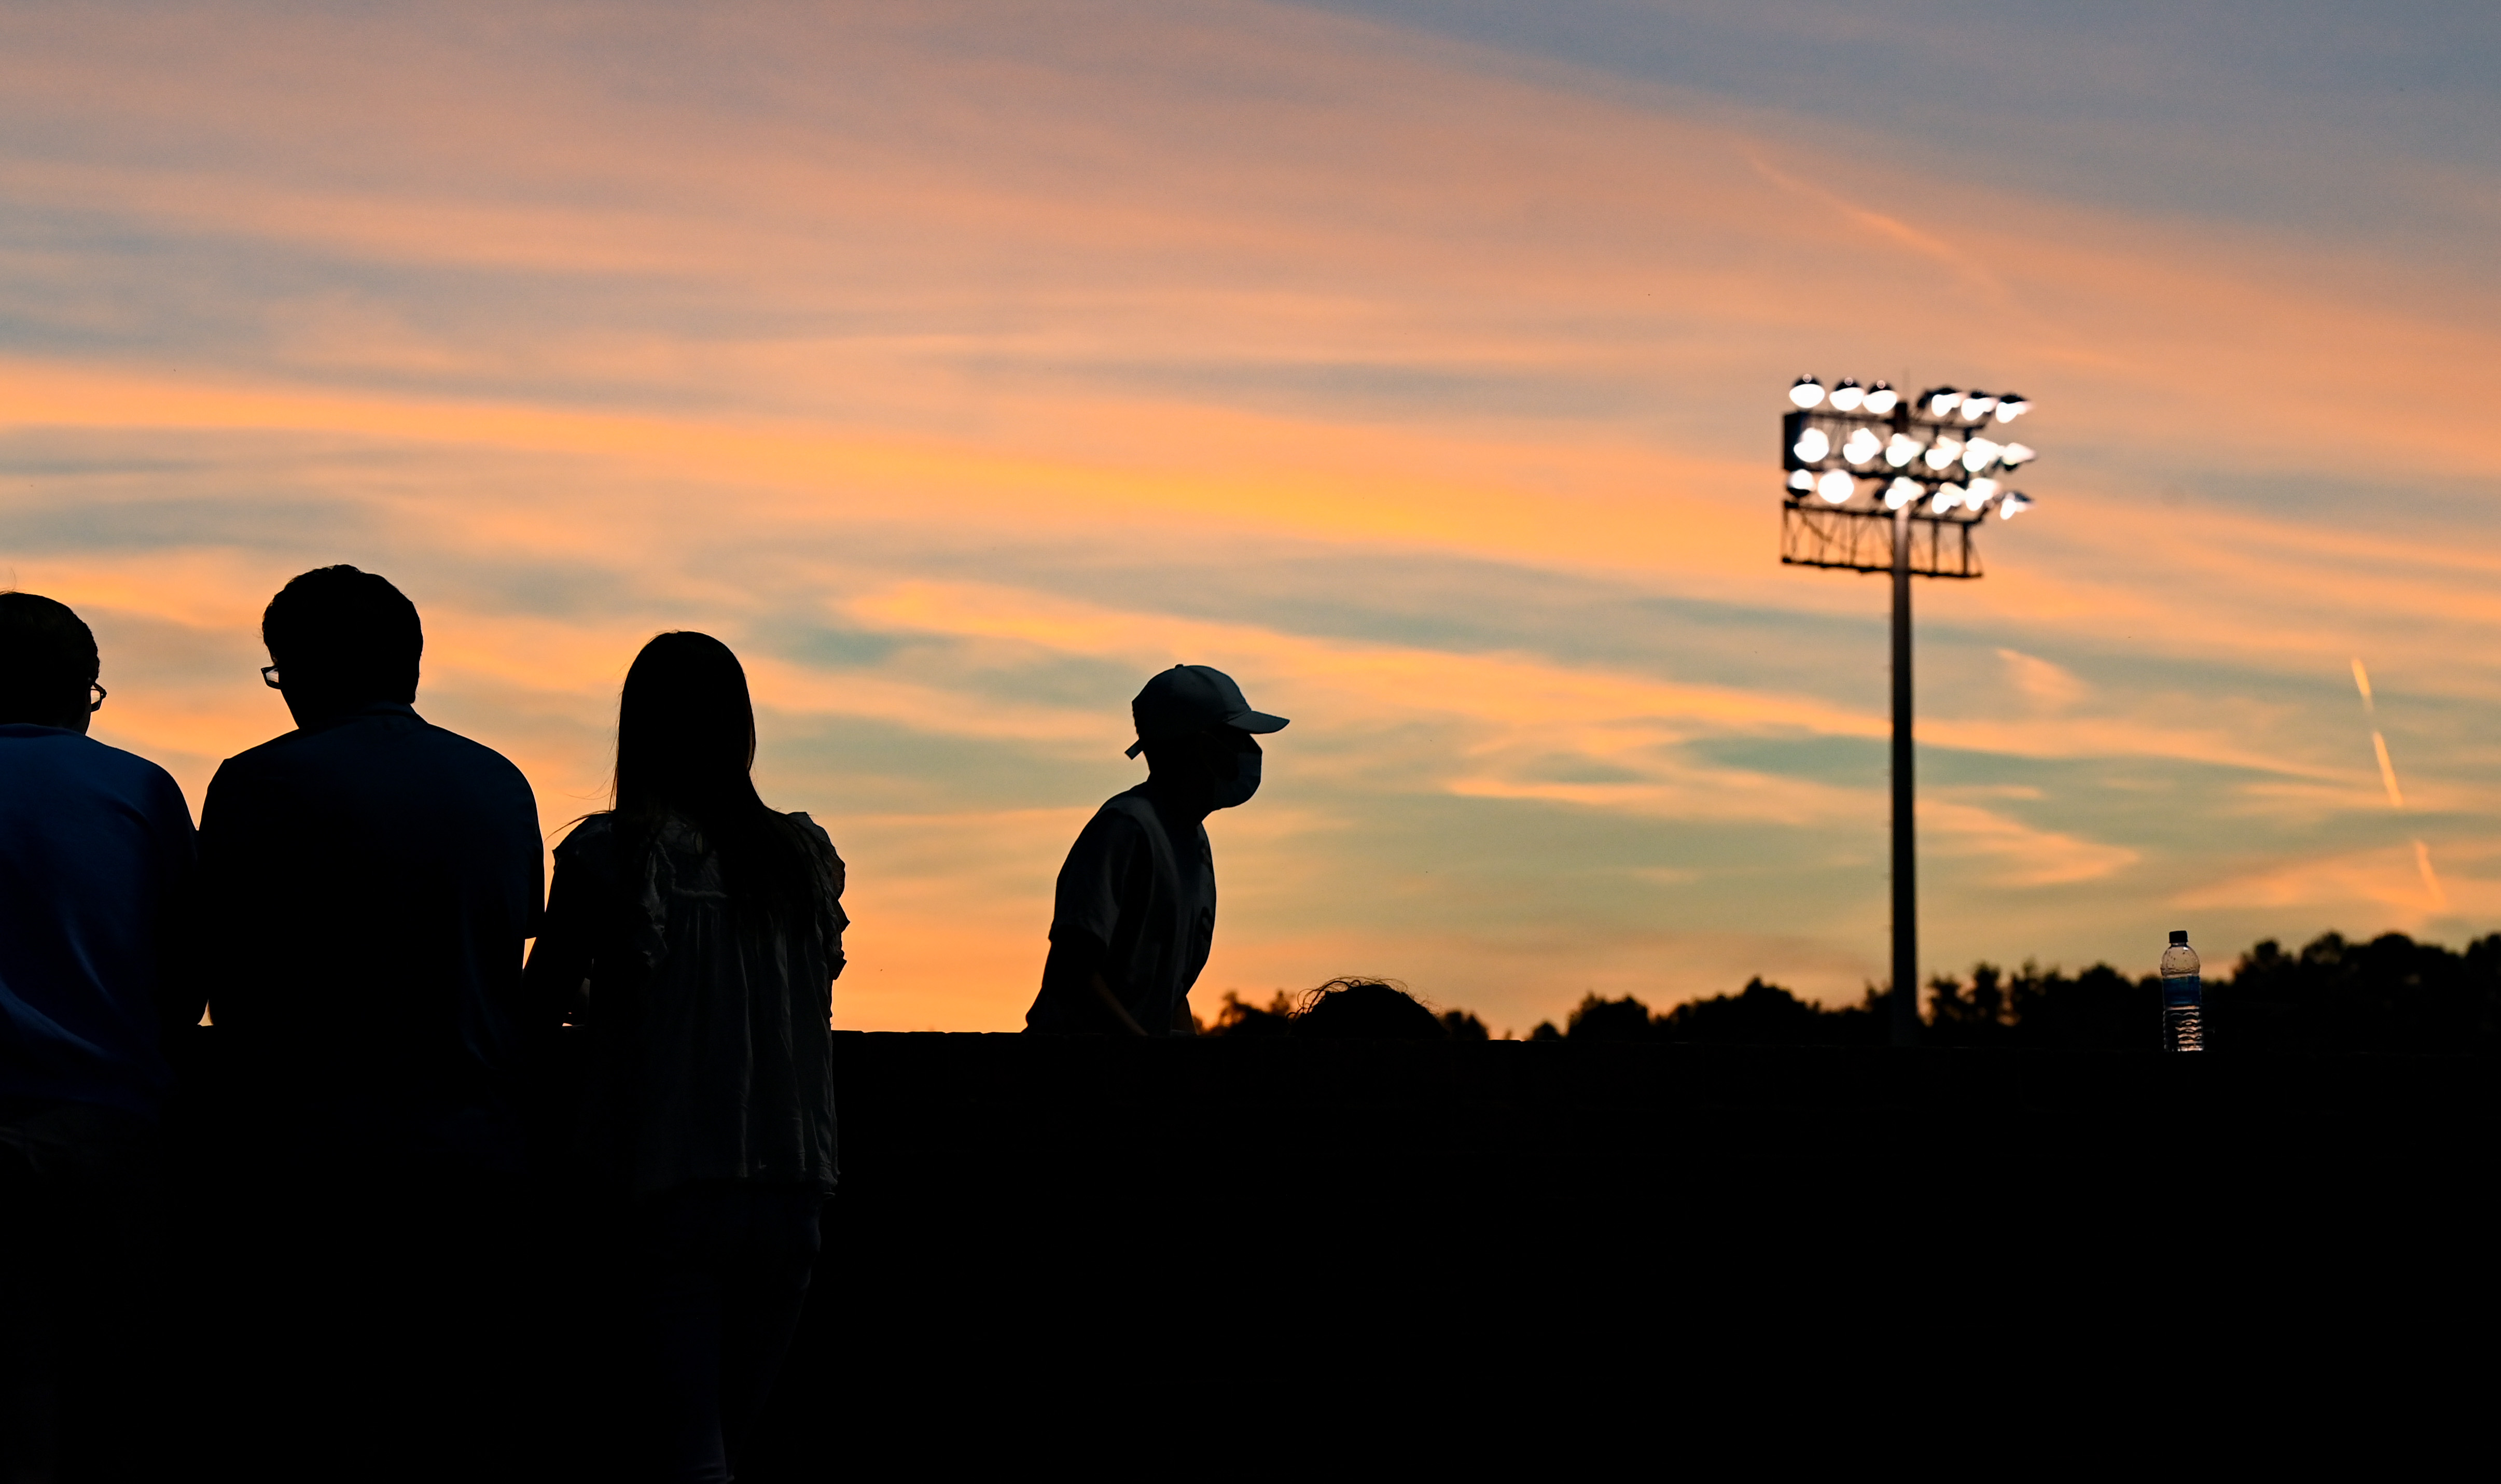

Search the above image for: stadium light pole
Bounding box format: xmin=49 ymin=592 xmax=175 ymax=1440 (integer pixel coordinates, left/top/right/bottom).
xmin=1778 ymin=377 xmax=2040 ymax=1047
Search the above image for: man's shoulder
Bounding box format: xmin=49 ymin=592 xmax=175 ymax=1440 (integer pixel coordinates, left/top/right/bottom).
xmin=4 ymin=730 xmax=188 ymax=817
xmin=207 ymin=715 xmax=535 ymax=845
xmin=1096 ymin=785 xmax=1159 ymax=819
xmin=81 ymin=736 xmax=190 ymax=814
xmin=215 ymin=727 xmax=300 ymax=777
xmin=221 ymin=711 xmax=528 ymax=788
xmin=1083 ymin=788 xmax=1163 ymax=838
xmin=1058 ymin=789 xmax=1153 ymax=865
xmin=409 ymin=718 xmax=533 ymax=789
xmin=1103 ymin=787 xmax=1202 ymax=848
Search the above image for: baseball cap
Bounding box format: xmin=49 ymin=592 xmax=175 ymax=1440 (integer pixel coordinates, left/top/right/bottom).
xmin=1125 ymin=664 xmax=1289 ymax=758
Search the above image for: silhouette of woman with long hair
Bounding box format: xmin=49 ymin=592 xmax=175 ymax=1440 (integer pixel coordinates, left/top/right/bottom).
xmin=527 ymin=632 xmax=846 ymax=1483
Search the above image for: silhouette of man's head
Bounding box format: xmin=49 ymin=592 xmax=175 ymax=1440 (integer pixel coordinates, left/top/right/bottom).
xmin=1127 ymin=665 xmax=1286 ymax=757
xmin=1290 ymin=978 xmax=1450 ymax=1040
xmin=0 ymin=592 xmax=100 ymax=732
xmin=1127 ymin=665 xmax=1287 ymax=815
xmin=261 ymin=566 xmax=422 ymax=724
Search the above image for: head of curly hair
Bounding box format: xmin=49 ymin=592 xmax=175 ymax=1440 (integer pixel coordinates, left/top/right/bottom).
xmin=1290 ymin=977 xmax=1449 ymax=1041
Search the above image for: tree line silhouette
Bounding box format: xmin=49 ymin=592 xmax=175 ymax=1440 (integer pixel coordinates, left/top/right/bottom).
xmin=1207 ymin=932 xmax=2501 ymax=1052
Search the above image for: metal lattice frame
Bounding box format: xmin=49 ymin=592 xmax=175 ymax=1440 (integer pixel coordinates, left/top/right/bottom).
xmin=1781 ymin=501 xmax=1982 ymax=579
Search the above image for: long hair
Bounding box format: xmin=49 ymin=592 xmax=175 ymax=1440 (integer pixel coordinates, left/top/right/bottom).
xmin=610 ymin=631 xmax=823 ymax=926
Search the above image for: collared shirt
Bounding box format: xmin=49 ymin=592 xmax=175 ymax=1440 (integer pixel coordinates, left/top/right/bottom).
xmin=196 ymin=703 xmax=541 ymax=1168
xmin=0 ymin=724 xmax=197 ymax=1116
xmin=1027 ymin=785 xmax=1215 ymax=1035
xmin=529 ymin=812 xmax=845 ymax=1200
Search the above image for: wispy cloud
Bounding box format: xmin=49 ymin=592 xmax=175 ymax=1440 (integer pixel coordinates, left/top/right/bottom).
xmin=6 ymin=0 xmax=2499 ymax=1026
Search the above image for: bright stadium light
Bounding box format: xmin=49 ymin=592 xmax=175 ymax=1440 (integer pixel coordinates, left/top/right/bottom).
xmin=1775 ymin=375 xmax=2047 ymax=1049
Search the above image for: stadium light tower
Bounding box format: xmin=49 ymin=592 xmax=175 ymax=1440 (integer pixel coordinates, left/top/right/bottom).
xmin=1779 ymin=376 xmax=2040 ymax=1047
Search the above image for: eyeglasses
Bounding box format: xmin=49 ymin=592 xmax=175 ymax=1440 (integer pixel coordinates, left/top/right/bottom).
xmin=261 ymin=666 xmax=282 ymax=690
xmin=88 ymin=682 xmax=106 ymax=713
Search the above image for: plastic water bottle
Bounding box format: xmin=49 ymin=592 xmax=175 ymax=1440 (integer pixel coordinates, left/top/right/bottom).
xmin=2160 ymin=930 xmax=2204 ymax=1052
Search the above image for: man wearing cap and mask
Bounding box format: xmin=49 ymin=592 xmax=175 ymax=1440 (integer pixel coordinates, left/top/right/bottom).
xmin=1026 ymin=665 xmax=1286 ymax=1036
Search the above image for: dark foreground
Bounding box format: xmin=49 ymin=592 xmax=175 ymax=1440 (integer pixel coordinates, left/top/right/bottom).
xmin=151 ymin=1032 xmax=2491 ymax=1477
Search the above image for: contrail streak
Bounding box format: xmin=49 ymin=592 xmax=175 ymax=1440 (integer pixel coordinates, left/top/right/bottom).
xmin=2355 ymin=659 xmax=2446 ymax=913
xmin=2414 ymin=839 xmax=2450 ymax=911
xmin=2372 ymin=731 xmax=2406 ymax=808
xmin=2352 ymin=658 xmax=2406 ymax=806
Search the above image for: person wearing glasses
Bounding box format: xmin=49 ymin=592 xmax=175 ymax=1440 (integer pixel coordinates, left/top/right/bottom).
xmin=0 ymin=591 xmax=196 ymax=1480
xmin=191 ymin=565 xmax=543 ymax=1469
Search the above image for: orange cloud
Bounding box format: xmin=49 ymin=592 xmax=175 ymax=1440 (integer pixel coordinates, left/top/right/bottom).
xmin=9 ymin=0 xmax=2501 ymax=1028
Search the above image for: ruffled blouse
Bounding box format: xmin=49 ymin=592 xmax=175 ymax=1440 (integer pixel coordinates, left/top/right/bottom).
xmin=533 ymin=811 xmax=845 ymax=1199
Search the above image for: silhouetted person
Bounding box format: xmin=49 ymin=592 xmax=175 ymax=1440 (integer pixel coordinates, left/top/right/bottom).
xmin=524 ymin=632 xmax=845 ymax=1484
xmin=1289 ymin=978 xmax=1449 ymax=1040
xmin=1026 ymin=665 xmax=1287 ymax=1036
xmin=190 ymin=565 xmax=543 ymax=1472
xmin=0 ymin=593 xmax=195 ymax=1482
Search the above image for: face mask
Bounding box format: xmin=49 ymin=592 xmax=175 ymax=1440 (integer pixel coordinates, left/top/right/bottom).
xmin=1211 ymin=747 xmax=1261 ymax=809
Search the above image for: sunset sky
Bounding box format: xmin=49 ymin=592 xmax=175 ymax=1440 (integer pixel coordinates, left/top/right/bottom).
xmin=5 ymin=1 xmax=2498 ymax=1032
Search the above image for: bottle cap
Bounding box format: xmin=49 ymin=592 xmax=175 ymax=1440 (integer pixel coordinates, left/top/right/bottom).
xmin=2168 ymin=930 xmax=2188 ymax=945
